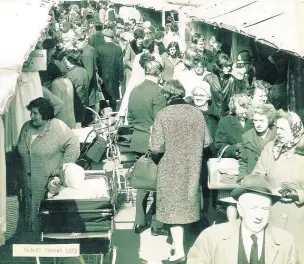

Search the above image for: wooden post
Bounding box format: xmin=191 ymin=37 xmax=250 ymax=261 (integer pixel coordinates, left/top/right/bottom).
xmin=162 ymin=0 xmax=166 ymax=27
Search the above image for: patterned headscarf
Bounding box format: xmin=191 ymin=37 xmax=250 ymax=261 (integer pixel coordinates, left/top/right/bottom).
xmin=273 ymin=111 xmax=304 ymax=159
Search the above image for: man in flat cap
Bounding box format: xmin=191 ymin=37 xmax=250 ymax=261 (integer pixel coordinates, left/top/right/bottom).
xmin=187 ymin=174 xmax=299 ymax=264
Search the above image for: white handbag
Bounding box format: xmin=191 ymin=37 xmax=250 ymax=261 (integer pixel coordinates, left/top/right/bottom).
xmin=207 ymin=145 xmax=240 ymax=190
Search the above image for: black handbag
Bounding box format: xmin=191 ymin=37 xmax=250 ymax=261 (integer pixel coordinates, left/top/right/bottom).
xmin=127 ymin=152 xmax=157 ymax=191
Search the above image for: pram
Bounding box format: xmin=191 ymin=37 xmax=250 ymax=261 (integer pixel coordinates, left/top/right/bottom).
xmin=39 ymin=170 xmax=116 ymax=264
xmin=74 ymin=107 xmax=137 ymax=206
xmin=37 ymin=108 xmax=137 ymax=264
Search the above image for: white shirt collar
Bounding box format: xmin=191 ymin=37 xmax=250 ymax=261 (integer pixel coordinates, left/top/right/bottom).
xmin=241 ymin=222 xmax=264 ymax=262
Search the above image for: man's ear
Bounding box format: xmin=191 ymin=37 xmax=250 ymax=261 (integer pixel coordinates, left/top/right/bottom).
xmin=236 ymin=202 xmax=243 ymax=218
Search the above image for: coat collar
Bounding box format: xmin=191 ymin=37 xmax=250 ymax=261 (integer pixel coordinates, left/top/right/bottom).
xmin=167 ymin=98 xmax=187 ymax=106
xmin=165 ymin=53 xmax=183 ymax=66
xmin=23 ymin=119 xmax=53 ymax=150
xmin=230 ymin=114 xmax=252 ymax=133
xmin=130 ymin=39 xmax=142 ymax=55
xmin=222 ymin=219 xmax=281 ymax=264
xmin=243 ymin=127 xmax=277 ymax=154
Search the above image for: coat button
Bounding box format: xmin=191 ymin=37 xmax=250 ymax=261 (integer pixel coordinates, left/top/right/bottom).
xmin=281 ymin=213 xmax=288 ymax=219
xmin=27 ymin=172 xmax=31 ymax=176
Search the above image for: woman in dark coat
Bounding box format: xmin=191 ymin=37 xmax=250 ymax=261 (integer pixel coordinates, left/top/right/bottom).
xmin=185 ymin=79 xmax=218 ymax=219
xmin=204 ymin=53 xmax=249 ymax=118
xmin=237 ymin=103 xmax=277 ymax=183
xmin=149 ymin=80 xmax=212 ymax=263
xmin=214 ymin=93 xmax=252 ymax=220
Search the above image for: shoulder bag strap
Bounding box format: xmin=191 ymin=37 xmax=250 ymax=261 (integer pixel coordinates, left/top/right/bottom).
xmin=217 ymin=145 xmax=230 ymax=161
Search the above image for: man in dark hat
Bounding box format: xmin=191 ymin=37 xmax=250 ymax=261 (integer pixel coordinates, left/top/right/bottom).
xmin=187 ymin=174 xmax=299 ymax=264
xmin=95 ymin=28 xmax=124 ymax=112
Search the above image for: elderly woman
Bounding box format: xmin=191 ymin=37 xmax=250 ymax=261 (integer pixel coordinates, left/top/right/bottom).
xmin=237 ymin=103 xmax=277 ymax=183
xmin=149 ymin=79 xmax=212 ymax=263
xmin=17 ymin=98 xmax=80 ymax=231
xmin=128 ymin=55 xmax=167 ymax=236
xmin=161 ymin=41 xmax=183 ymax=82
xmin=187 ymin=80 xmax=218 ymax=220
xmin=249 ymin=79 xmax=271 ymax=105
xmin=250 ymin=110 xmax=304 ymax=263
xmin=214 ymin=93 xmax=253 ymax=220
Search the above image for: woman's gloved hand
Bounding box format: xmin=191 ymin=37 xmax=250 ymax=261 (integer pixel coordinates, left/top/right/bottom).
xmin=279 ymin=187 xmax=299 ymax=202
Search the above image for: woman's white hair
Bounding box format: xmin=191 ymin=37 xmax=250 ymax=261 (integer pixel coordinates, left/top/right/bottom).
xmin=191 ymin=79 xmax=211 ymax=99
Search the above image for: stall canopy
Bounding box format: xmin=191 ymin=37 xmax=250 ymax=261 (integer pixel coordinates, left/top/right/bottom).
xmin=111 ymin=0 xmax=200 ymax=12
xmin=0 ymin=0 xmax=57 ymax=115
xmin=190 ymin=0 xmax=304 ymax=58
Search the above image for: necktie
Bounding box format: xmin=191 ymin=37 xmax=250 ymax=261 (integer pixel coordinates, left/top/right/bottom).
xmin=250 ymin=234 xmax=259 ymax=264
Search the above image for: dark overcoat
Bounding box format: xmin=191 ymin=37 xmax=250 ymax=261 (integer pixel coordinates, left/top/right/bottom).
xmin=96 ymin=42 xmax=124 ymax=100
xmin=237 ymin=127 xmax=276 ymax=182
xmin=149 ymin=99 xmax=212 ymax=224
xmin=215 ymin=114 xmax=253 ymax=158
xmin=127 ymin=79 xmax=166 ymax=154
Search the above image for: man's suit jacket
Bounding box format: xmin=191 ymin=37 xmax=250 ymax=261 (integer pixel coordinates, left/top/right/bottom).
xmin=187 ymin=219 xmax=299 ymax=264
xmin=127 ymin=79 xmax=166 ymax=154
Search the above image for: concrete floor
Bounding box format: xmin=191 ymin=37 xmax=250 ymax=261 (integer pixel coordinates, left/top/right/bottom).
xmin=0 ymin=199 xmax=205 ymax=264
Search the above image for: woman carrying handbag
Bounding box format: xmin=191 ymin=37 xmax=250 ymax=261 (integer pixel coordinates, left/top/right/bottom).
xmin=127 ymin=54 xmax=167 ymax=236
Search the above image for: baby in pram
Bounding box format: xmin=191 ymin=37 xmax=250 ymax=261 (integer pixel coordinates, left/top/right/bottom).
xmin=47 ymin=163 xmax=108 ymax=200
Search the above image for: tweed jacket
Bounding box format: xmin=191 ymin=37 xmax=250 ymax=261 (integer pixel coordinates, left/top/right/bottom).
xmin=187 ymin=219 xmax=299 ymax=264
xmin=149 ymin=99 xmax=212 ymax=224
xmin=17 ymin=119 xmax=80 ymax=231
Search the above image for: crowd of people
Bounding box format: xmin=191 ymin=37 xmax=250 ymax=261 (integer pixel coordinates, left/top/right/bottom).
xmin=7 ymin=0 xmax=304 ymax=263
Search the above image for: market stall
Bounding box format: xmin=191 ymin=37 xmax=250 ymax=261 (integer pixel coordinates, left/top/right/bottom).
xmin=0 ymin=0 xmax=58 ymax=245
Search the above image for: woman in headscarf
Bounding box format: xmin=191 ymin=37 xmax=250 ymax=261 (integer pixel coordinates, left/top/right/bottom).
xmin=251 ymin=110 xmax=304 ymax=263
